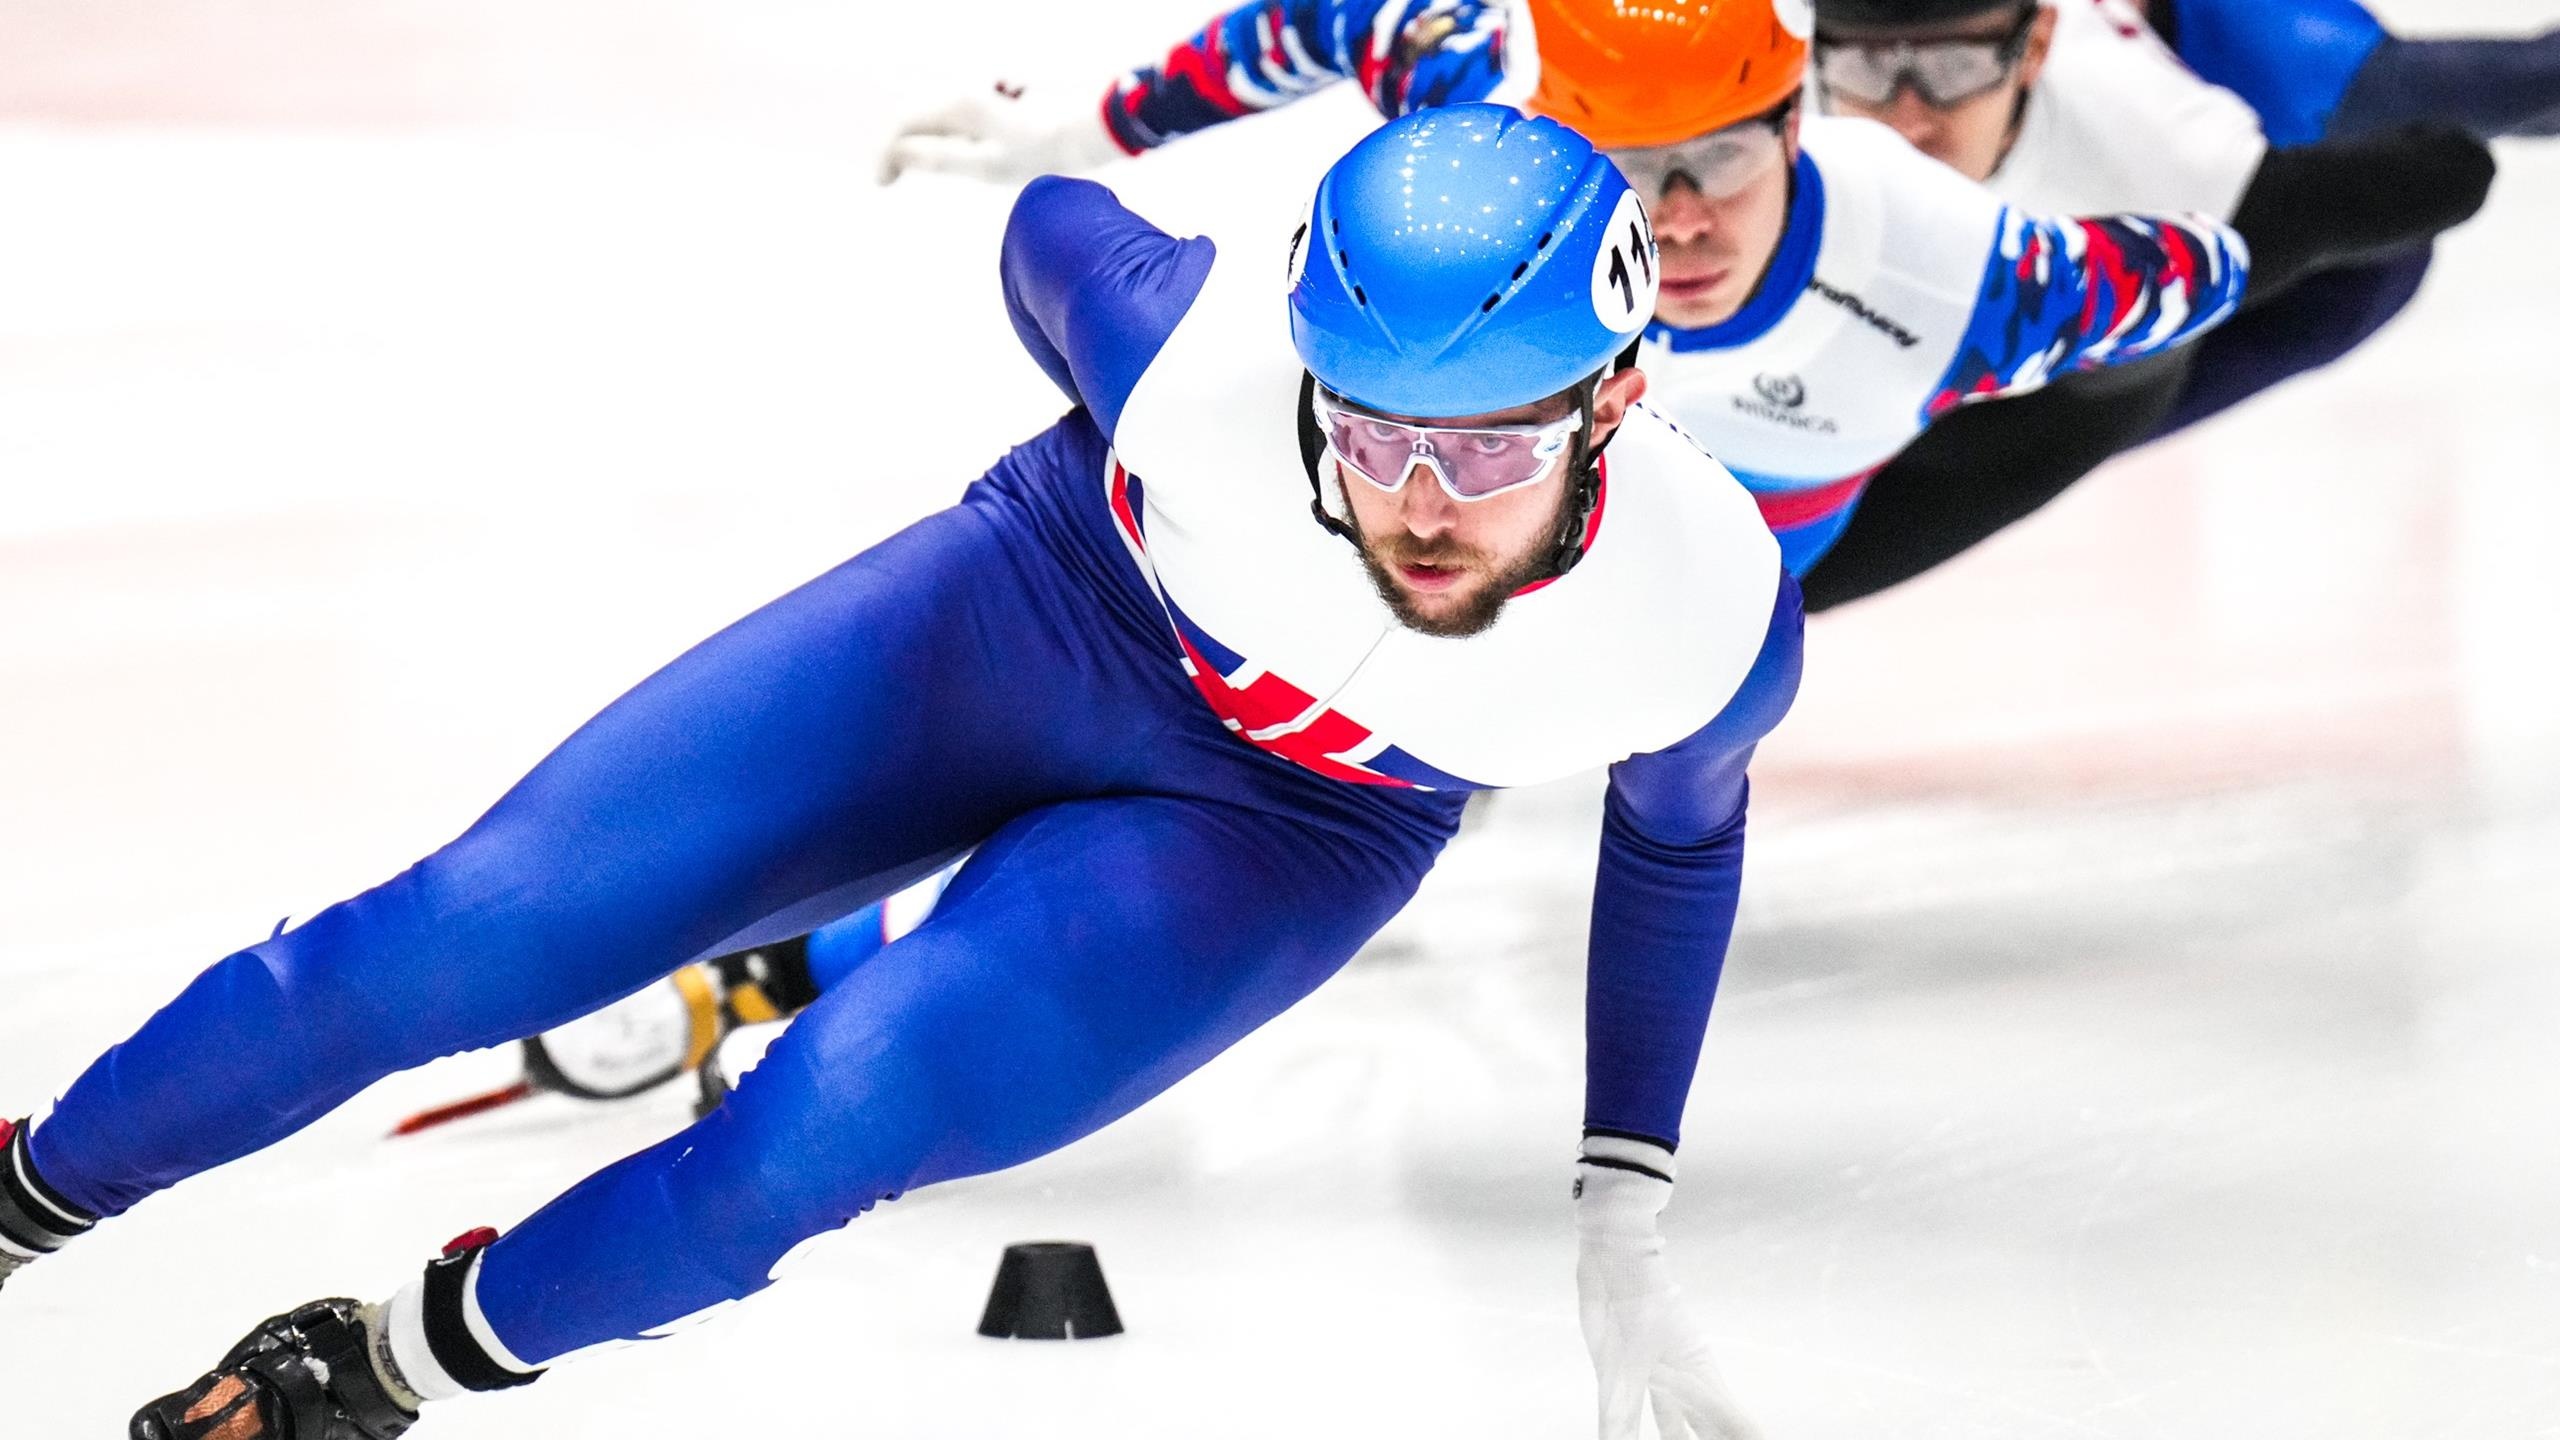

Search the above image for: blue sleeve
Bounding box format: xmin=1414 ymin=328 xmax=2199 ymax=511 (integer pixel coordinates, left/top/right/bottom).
xmin=1101 ymin=0 xmax=1511 ymax=153
xmin=1001 ymin=176 xmax=1219 ymax=442
xmin=2166 ymin=0 xmax=2388 ymax=146
xmin=1926 ymin=207 xmax=2249 ymax=420
xmin=1583 ymin=578 xmax=1805 ymax=1148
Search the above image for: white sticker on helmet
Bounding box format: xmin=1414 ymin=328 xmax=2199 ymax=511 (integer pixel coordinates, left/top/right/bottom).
xmin=1774 ymin=0 xmax=1813 ymax=40
xmin=1589 ymin=188 xmax=1659 ymax=335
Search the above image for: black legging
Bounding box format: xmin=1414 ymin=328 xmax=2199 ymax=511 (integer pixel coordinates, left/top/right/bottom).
xmin=1799 ymin=125 xmax=2493 ymax=614
xmin=2154 ymin=243 xmax=2433 ymax=440
xmin=1799 ymin=354 xmax=2189 ymax=612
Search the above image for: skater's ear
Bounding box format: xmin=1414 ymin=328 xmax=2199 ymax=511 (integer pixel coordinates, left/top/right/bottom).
xmin=2018 ymin=3 xmax=2060 ymax=93
xmin=1588 ymin=367 xmax=1649 ymax=450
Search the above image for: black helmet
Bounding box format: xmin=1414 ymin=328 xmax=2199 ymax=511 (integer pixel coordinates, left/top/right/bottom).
xmin=1817 ymin=0 xmax=2035 ymax=29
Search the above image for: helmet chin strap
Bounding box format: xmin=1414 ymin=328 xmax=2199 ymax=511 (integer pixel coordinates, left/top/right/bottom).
xmin=1543 ymin=338 xmax=1643 ymax=580
xmin=1542 ymin=375 xmax=1612 ymax=582
xmin=1297 ymin=371 xmax=1361 ymax=543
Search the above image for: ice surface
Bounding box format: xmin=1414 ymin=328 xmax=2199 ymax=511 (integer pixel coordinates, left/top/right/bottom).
xmin=2 ymin=2 xmax=2556 ymax=1437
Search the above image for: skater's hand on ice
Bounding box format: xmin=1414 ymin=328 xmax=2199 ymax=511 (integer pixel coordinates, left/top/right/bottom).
xmin=879 ymin=80 xmax=1125 ymax=186
xmin=1575 ymin=1138 xmax=1761 ymax=1440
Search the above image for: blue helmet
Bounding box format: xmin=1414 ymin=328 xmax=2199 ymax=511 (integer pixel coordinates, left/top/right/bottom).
xmin=1289 ymin=104 xmax=1658 ymax=420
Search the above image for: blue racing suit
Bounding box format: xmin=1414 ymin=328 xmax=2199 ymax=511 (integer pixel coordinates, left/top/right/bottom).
xmin=26 ymin=178 xmax=1803 ymax=1368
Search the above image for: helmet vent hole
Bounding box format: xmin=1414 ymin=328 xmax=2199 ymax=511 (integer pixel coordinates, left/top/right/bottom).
xmin=1740 ymin=58 xmax=1754 ymax=85
xmin=1353 ymin=285 xmax=1369 ymax=306
xmin=1537 ymin=231 xmax=1554 ymax=250
xmin=1481 ymin=295 xmax=1500 ymax=312
xmin=1510 ymin=261 xmax=1530 ymax=281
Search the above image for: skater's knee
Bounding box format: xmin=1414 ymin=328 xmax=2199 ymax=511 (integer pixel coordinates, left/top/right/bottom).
xmin=648 ymin=1101 xmax=913 ymax=1297
xmin=148 ymin=946 xmax=316 ymax=1100
xmin=666 ymin=988 xmax=1083 ymax=1244
xmin=672 ymin=1030 xmax=950 ymax=1231
xmin=252 ymin=911 xmax=449 ymax=1075
xmin=869 ymin=977 xmax=1106 ymax=1168
xmin=262 ymin=833 xmax=685 ymax=1068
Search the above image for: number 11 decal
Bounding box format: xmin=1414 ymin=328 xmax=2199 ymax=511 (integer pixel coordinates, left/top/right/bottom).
xmin=1591 ymin=190 xmax=1660 ymax=332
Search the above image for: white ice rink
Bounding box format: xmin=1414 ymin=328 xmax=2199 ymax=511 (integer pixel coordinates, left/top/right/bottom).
xmin=3 ymin=1 xmax=2557 ymax=1435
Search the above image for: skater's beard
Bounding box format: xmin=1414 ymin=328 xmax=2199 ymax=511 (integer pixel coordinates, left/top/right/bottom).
xmin=1341 ymin=490 xmax=1575 ymax=640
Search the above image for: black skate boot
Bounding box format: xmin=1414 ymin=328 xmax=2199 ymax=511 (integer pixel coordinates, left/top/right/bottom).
xmin=0 ymin=1116 xmax=97 ymax=1291
xmin=131 ymin=1298 xmax=418 ymax=1440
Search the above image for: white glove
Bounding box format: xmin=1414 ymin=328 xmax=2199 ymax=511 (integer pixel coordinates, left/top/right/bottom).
xmin=1576 ymin=1137 xmax=1762 ymax=1440
xmin=879 ymin=79 xmax=1127 ymax=186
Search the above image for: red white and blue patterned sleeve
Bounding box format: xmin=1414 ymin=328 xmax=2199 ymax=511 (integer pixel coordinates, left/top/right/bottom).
xmin=1927 ymin=209 xmax=2250 ymax=417
xmin=1101 ymin=0 xmax=1511 ymax=155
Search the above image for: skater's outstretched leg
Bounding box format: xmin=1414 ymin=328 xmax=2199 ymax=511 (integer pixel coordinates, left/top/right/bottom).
xmin=131 ymin=783 xmax=1452 ymax=1426
xmin=1796 ymin=356 xmax=2190 ymax=613
xmin=470 ymin=787 xmax=1440 ymax=1368
xmin=2335 ymin=31 xmax=2560 ymax=141
xmin=17 ymin=453 xmax=1185 ymax=1236
xmin=2149 ymin=245 xmax=2433 ymax=441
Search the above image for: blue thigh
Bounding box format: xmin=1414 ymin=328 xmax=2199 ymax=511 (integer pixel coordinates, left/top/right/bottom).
xmin=2169 ymin=0 xmax=2387 ymax=147
xmin=32 ymin=484 xmax=1181 ymax=1219
xmin=474 ymin=787 xmax=1447 ymax=1362
xmin=2152 ymin=247 xmax=2432 ymax=441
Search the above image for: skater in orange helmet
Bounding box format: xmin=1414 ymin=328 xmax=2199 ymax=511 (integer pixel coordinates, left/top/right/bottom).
xmin=885 ymin=0 xmax=2242 ymax=581
xmin=1525 ymin=0 xmax=1810 ymax=147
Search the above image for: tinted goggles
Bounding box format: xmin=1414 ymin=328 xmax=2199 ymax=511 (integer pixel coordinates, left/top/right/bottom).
xmin=1313 ymin=388 xmax=1584 ymax=502
xmin=1609 ymin=104 xmax=1793 ymax=201
xmin=1814 ymin=8 xmax=2037 ymax=108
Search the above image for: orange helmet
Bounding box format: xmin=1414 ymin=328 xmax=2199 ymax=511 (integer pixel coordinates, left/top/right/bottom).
xmin=1524 ymin=0 xmax=1812 ymax=150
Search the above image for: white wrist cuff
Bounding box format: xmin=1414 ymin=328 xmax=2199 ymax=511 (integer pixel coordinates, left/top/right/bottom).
xmin=1580 ymin=1134 xmax=1675 ymax=1184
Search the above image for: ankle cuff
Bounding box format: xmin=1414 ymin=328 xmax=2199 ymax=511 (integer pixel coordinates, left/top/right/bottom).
xmin=383 ymin=1232 xmax=543 ymax=1400
xmin=0 ymin=1119 xmax=95 ymax=1262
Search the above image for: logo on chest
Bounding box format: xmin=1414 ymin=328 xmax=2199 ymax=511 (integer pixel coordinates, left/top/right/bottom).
xmin=1808 ymin=276 xmax=1924 ymax=350
xmin=1733 ymin=373 xmax=1840 ymax=434
xmin=1754 ymin=373 xmax=1806 ymax=409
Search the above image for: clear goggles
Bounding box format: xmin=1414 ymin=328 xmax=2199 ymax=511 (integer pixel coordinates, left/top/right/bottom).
xmin=1813 ymin=9 xmax=2038 ymax=109
xmin=1313 ymin=388 xmax=1584 ymax=502
xmin=1608 ymin=105 xmax=1793 ymax=202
